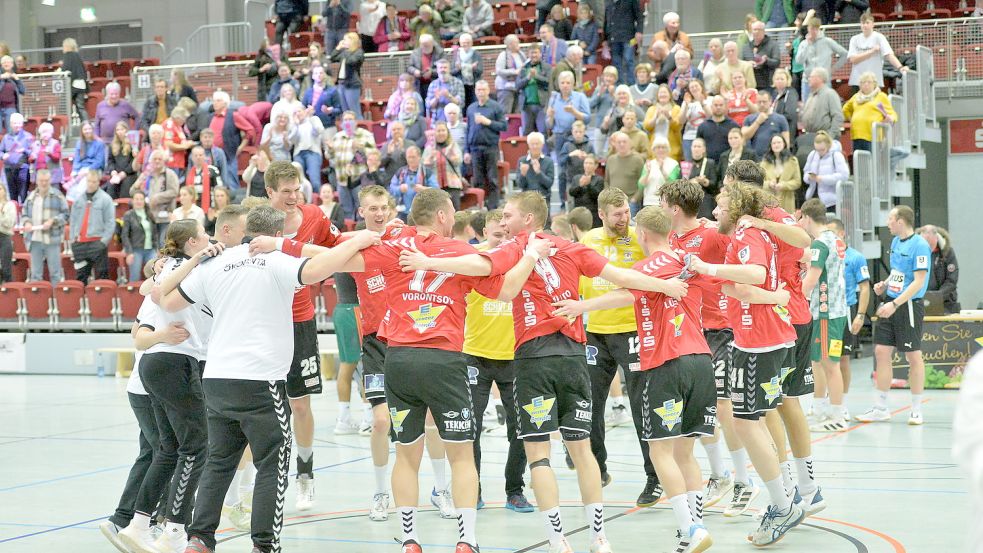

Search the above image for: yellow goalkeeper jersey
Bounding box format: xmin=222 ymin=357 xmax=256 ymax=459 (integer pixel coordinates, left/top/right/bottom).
xmin=579 ymin=227 xmax=643 ymax=334
xmin=463 ymin=244 xmax=515 ymax=360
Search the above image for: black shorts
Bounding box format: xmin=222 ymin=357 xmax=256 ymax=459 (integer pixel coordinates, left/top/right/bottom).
xmin=842 ymin=303 xmax=859 ymax=355
xmin=781 ymin=322 xmax=815 ymax=398
xmin=514 ymin=354 xmax=592 ymax=441
xmin=631 ymin=354 xmax=716 ymax=441
xmin=704 ymin=329 xmax=733 ymax=400
xmin=729 ymin=346 xmax=787 ymax=420
xmin=287 ymin=319 xmax=322 ymax=399
xmin=361 ymin=333 xmax=388 ymax=407
xmin=586 ymin=331 xmax=641 ymax=374
xmin=874 ymin=298 xmax=924 ymax=353
xmin=384 ymin=347 xmax=475 ymax=444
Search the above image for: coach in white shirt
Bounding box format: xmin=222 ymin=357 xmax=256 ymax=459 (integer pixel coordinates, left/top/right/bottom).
xmin=154 ymin=205 xmax=379 ymax=553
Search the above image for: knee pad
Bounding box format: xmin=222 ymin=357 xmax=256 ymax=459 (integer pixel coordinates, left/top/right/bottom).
xmin=529 ymin=458 xmax=551 ymax=470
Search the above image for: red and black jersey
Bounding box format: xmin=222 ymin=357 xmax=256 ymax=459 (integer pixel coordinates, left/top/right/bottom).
xmin=353 ymin=225 xmax=416 ymax=338
xmin=289 ymin=203 xmax=343 ymax=322
xmin=669 ymin=222 xmax=731 ymax=330
xmin=761 ymin=205 xmax=811 ymax=326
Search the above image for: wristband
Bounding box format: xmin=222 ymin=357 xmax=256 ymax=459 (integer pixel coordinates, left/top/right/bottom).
xmin=275 ymin=237 xmax=285 ymax=251
xmin=891 ymin=300 xmax=899 ymax=309
xmin=707 ymin=264 xmax=718 ymax=277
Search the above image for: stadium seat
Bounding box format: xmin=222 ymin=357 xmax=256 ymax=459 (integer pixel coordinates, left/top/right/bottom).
xmin=117 ymin=282 xmax=145 ymax=323
xmin=493 ymin=21 xmax=519 ymax=38
xmin=85 ymin=280 xmax=119 ymax=331
xmin=53 ymin=280 xmax=86 ymax=330
xmin=499 ymin=137 xmax=529 ymax=173
xmin=475 ymin=36 xmax=504 ymax=47
xmin=921 ymin=8 xmax=952 ymax=18
xmin=513 ymin=2 xmax=536 ymax=19
xmin=502 ymin=113 xmax=522 ymax=140
xmin=493 ymin=2 xmax=516 ymax=22
xmin=115 ymin=198 xmax=131 ymax=220
xmin=21 ymin=281 xmax=54 ymax=330
xmin=108 ymin=251 xmax=127 ymax=282
xmin=0 ymin=283 xmax=26 ymax=330
xmin=61 ymin=254 xmax=78 ymax=282
xmin=498 ymin=160 xmax=511 ymax=196
xmin=12 ymin=233 xmax=26 ymax=254
xmin=85 ymin=92 xmax=104 ymax=120
xmin=886 ymin=9 xmax=919 ymax=20
xmin=12 ymin=253 xmax=29 ymax=282
xmin=460 ymin=186 xmax=486 ymax=210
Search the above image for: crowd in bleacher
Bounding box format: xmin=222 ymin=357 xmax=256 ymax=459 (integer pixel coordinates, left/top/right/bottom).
xmin=0 ymin=0 xmax=973 ymax=296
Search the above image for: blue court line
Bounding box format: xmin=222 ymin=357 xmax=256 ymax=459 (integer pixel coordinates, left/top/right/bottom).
xmin=0 ymin=517 xmax=106 ymax=544
xmin=0 ymin=464 xmax=130 ymax=493
xmin=279 ymin=536 xmax=519 ymax=551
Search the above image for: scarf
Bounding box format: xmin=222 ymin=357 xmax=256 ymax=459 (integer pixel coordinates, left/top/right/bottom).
xmin=186 ymin=166 xmax=212 ymax=210
xmin=854 ymin=89 xmax=878 ymax=105
xmin=398 ymin=108 xmax=418 ymax=128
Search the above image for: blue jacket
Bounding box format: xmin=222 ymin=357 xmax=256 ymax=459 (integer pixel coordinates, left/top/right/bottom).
xmin=303 ymin=86 xmax=342 ymax=128
xmin=267 ymin=78 xmax=301 ymax=103
xmin=389 ymin=164 xmax=437 ymax=219
xmin=571 ymin=20 xmax=599 ymax=56
xmin=69 ymin=188 xmax=115 ymax=245
xmin=72 ymin=139 xmax=107 ymax=173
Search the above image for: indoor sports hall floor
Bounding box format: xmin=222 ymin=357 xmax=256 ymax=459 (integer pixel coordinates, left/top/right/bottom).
xmin=0 ymin=357 xmax=967 ymax=553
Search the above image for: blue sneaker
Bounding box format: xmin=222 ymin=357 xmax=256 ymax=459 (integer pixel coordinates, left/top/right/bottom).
xmin=477 ymin=495 xmax=485 ymax=510
xmin=750 ymin=503 xmax=805 ymax=546
xmin=801 ymin=486 xmax=827 ymax=516
xmin=505 ymin=493 xmax=535 ymax=513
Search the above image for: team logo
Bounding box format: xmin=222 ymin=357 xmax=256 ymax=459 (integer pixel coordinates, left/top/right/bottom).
xmin=364 ymin=373 xmax=385 ymax=393
xmin=443 ymin=411 xmax=459 ymax=419
xmin=829 ymin=339 xmax=843 ymax=358
xmin=408 ymin=303 xmax=446 ymax=332
xmin=669 ymin=314 xmax=685 ymax=337
xmin=861 ymin=266 xmax=870 ymax=279
xmin=761 ymin=376 xmax=782 ymax=404
xmin=780 ymin=365 xmax=795 ymax=382
xmin=738 ymin=246 xmax=751 ymax=264
xmin=523 ymin=396 xmax=556 ymax=429
xmin=467 ymin=365 xmax=479 ymax=385
xmin=654 ymin=399 xmax=684 ymax=432
xmin=366 ymin=274 xmax=386 ymax=293
xmin=623 ymin=251 xmax=634 ymax=262
xmin=916 ymin=255 xmax=929 ymax=269
xmin=576 ymin=400 xmax=590 ymax=409
xmin=390 ymin=408 xmax=410 ymax=434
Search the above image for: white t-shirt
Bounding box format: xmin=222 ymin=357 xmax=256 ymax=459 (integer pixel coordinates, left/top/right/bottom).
xmin=127 ymin=298 xmax=156 ymax=395
xmin=358 ymin=1 xmax=387 ymax=36
xmin=177 ymin=244 xmax=307 ymax=382
xmin=144 ymin=257 xmax=212 ymax=361
xmin=848 ymin=31 xmax=893 ymax=87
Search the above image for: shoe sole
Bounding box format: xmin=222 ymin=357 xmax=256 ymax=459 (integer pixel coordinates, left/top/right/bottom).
xmin=505 ymin=504 xmax=536 ymax=513
xmin=704 ymin=482 xmax=734 ymax=508
xmin=908 ymin=420 xmax=924 ymax=426
xmin=854 ymin=415 xmax=890 ymax=423
xmin=636 ymin=498 xmax=659 ymax=508
xmin=99 ymin=525 xmax=130 ymax=553
xmin=751 ymin=509 xmax=807 ymax=547
xmin=369 ymin=513 xmax=389 ymax=522
xmin=806 ymin=500 xmax=827 ymax=517
xmin=118 ymin=533 xmax=158 ymax=553
xmin=691 ymin=534 xmax=714 ymax=553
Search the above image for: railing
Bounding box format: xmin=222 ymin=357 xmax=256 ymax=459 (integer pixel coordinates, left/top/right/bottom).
xmin=871 ymin=121 xmax=894 ymax=213
xmin=179 ymin=22 xmax=253 ymax=65
xmin=13 ymin=71 xmax=73 ymax=140
xmin=848 ymin=150 xmax=882 ymax=259
xmin=13 ymin=41 xmax=167 ymax=66
xmin=244 ymin=0 xmax=272 ymax=49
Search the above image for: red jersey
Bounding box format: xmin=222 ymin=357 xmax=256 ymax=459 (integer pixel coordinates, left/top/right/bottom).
xmin=724 ymin=226 xmax=796 ymax=351
xmin=630 ymin=251 xmax=711 ymax=370
xmin=290 ymin=203 xmax=343 ymax=322
xmin=353 ymin=224 xmax=415 ymax=337
xmin=362 ymin=232 xmax=500 ymax=351
xmin=481 ymin=233 xmax=608 ymax=351
xmin=669 ymin=222 xmax=731 ymax=330
xmin=761 ymin=205 xmax=811 ymax=325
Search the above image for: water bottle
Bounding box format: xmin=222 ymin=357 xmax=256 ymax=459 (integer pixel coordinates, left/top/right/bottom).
xmin=960 ymin=0 xmax=968 ymax=10
xmin=895 ymin=1 xmax=903 ymax=14
xmin=926 ymin=0 xmax=935 ymax=10
xmin=96 ymin=353 xmax=105 ymax=377
xmin=366 ymin=87 xmax=373 ymax=101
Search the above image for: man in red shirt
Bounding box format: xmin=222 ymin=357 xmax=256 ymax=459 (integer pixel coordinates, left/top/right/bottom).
xmin=399 ymin=191 xmax=689 ymax=553
xmin=688 ymin=182 xmax=806 ymax=546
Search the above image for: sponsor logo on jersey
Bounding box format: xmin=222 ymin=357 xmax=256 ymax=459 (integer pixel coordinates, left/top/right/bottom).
xmin=576 ymin=400 xmax=590 ymax=409
xmin=366 ymin=274 xmax=386 ymax=294
xmin=685 ymin=235 xmax=704 ymax=249
xmin=523 ymin=396 xmax=556 ymax=429
xmin=467 ymin=365 xmax=479 ymax=385
xmin=738 ymin=246 xmax=751 ymax=264
xmin=575 ymin=409 xmax=592 ymax=422
xmin=654 ymin=399 xmax=684 ymax=431
xmin=365 ymin=373 xmax=385 ymax=392
xmin=773 ymin=304 xmax=791 ymax=324
xmin=443 ymin=411 xmax=459 ymax=419
xmin=670 ymin=313 xmax=685 ymax=337
xmin=408 ymin=303 xmax=446 ymax=332
xmin=444 ymin=418 xmax=472 ymax=432
xmin=916 ymin=255 xmax=929 ymax=269
xmin=780 ymin=366 xmax=794 ymax=382
xmin=860 ymin=265 xmax=870 ymax=279
xmin=761 ymin=376 xmax=782 ymax=404
xmin=390 ymin=408 xmax=410 ymax=434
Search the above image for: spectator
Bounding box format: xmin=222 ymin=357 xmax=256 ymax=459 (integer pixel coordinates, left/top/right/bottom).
xmin=329 ymin=111 xmax=378 ymax=218
xmin=410 ymin=5 xmax=443 ymax=46
xmin=426 ymin=59 xmax=465 ymax=123
xmin=321 ymin=0 xmax=351 ymax=52
xmin=790 ymin=10 xmax=811 ymax=95
xmin=21 ymin=169 xmax=68 ymax=283
xmin=29 ymin=122 xmax=63 ymax=189
xmin=69 ymin=170 xmax=115 ymax=284
xmin=374 ymin=3 xmax=412 ymax=52
xmin=293 ymin=107 xmax=325 ymax=192
xmin=796 ymin=18 xmax=848 ymax=100
xmin=683 ymin=137 xmax=720 ymax=218
xmin=570 ymin=153 xmax=604 ymax=226
xmin=120 ymin=190 xmax=159 ymax=282
xmin=465 ymin=80 xmax=507 ymax=208
xmin=630 ymin=63 xmax=658 ymax=110
xmin=740 ymin=21 xmax=781 ymax=93
xmin=141 ymin=78 xmax=177 ymax=132
xmin=920 ymin=224 xmax=960 ymax=314
xmin=296 ymin=44 xmax=329 ymax=96
xmin=724 ymin=72 xmax=758 ymax=126
xmin=185 ymin=145 xmax=222 ymax=211
xmin=267 ymin=64 xmax=301 ymax=103
xmin=696 ymin=95 xmax=740 ymax=162
xmin=0 ymin=112 xmax=34 ymax=203
xmin=462 ymin=0 xmax=494 ymax=38
xmin=760 ymin=134 xmax=800 ymax=212
xmin=771 ymin=68 xmax=799 ymax=143
xmin=407 ymin=34 xmax=443 ymax=100
xmin=381 ymin=121 xmax=409 ymax=182
xmin=797 ymin=0 xmax=835 ymax=24
xmin=798 ymin=67 xmax=844 ymax=158
xmin=549 ymin=45 xmax=585 ymax=93
xmin=755 ymin=0 xmax=795 ymax=29
xmin=699 ymin=38 xmax=726 ymax=95
xmin=545 ymin=4 xmax=573 ymax=40
xmin=539 ymin=24 xmax=567 ymax=67
xmin=273 ymin=83 xmax=305 ymax=122
xmin=547 ymin=71 xmax=591 ymax=200
xmin=803 ymin=130 xmax=849 ymax=210
xmin=273 ymin=0 xmax=307 ymax=47
xmin=620 ymin=110 xmax=651 ymax=158
xmin=572 ymin=5 xmax=600 ymax=64
xmin=106 ymin=121 xmax=138 ymax=199
xmin=516 ymin=132 xmax=554 ymax=200
xmin=133 ymin=149 xmax=180 ymax=241
xmin=303 ymin=65 xmax=342 ymax=136
xmin=742 ymin=90 xmax=790 ymax=157
xmin=389 ymin=145 xmax=437 ymax=218
xmin=715 ymin=40 xmax=756 ymax=93
xmin=60 ymin=38 xmax=88 ymax=122
xmin=536 ymin=0 xmax=562 ymax=28
xmin=494 ymin=35 xmax=526 ymax=112
xmin=736 ymin=13 xmax=758 ymax=52
xmin=835 ymin=0 xmax=869 ymax=24
xmin=667 ymin=50 xmax=703 ymax=104
xmin=847 ymin=12 xmax=908 ymax=89
xmin=601 ymin=84 xmax=644 ymax=138
xmin=451 ymin=34 xmax=484 ymax=109
xmin=204 ymin=186 xmax=233 ymax=235
xmin=177 ymin=97 xmax=202 ymax=141
xmin=647 ymin=40 xmax=676 ymax=85
xmin=262 ymin=110 xmax=296 ymax=162
xmin=93 ymin=82 xmax=139 ymax=143
xmin=162 ymin=107 xmax=194 ymax=178
xmin=560 ymin=120 xmax=594 ymax=191
xmin=603 ymin=131 xmax=646 ymax=207
xmin=422 ymin=121 xmax=465 ymax=208
xmin=69 ymin=122 xmax=107 ymax=199
xmin=842 ymin=71 xmax=896 ymax=152
xmin=716 ymin=127 xmax=758 ymax=184
xmin=435 ymin=0 xmax=465 ymax=40
xmin=250 ymin=40 xmax=283 ymax=106
xmin=134 ymin=124 xmax=167 ymax=174
xmin=589 ymin=66 xmax=619 ymax=151
xmin=643 ymin=84 xmax=683 ymax=161
xmin=243 ymin=150 xmax=272 ymax=198
xmin=198 ymin=91 xmax=252 ymax=184
xmin=653 ymin=11 xmax=693 ymax=56
xmin=397 ymin=97 xmax=428 ymax=148
xmin=0 ymin=185 xmax=14 ymax=283
xmin=444 ymin=103 xmax=468 ymax=153
xmin=170 ymin=185 xmax=207 ymax=226
xmin=197 ymin=128 xmax=233 ymax=191
xmin=0 ymin=55 xmax=25 ymax=132
xmin=604 ymin=0 xmax=644 ymax=84
xmin=169 ymin=69 xmax=198 ymax=104
xmin=317 ymin=184 xmax=345 ymax=229
xmin=385 ymin=73 xmax=425 ymax=122
xmin=358 ymin=150 xmax=390 ymax=207
xmin=358 ymin=0 xmax=388 ymax=53
xmin=677 ymin=79 xmax=709 ymax=160
xmin=638 ymin=137 xmax=680 ymax=206
xmin=331 ymin=32 xmax=366 ymax=119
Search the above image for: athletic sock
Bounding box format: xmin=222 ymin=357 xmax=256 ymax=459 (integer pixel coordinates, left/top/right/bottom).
xmin=875 ymin=390 xmax=888 ymax=410
xmin=780 ymin=461 xmax=795 ymax=497
xmin=431 ymin=457 xmax=448 ymax=491
xmin=794 ymin=456 xmax=817 ymax=495
xmin=911 ymin=394 xmax=923 ymax=416
xmin=841 ymin=392 xmax=849 ymax=408
xmin=296 ymin=445 xmax=314 ymax=477
xmin=764 ymin=477 xmax=792 ymax=512
xmin=339 ymin=402 xmax=351 ymax=421
xmin=240 ymin=462 xmax=256 ymax=495
xmin=686 ymin=491 xmax=704 ymax=525
xmin=457 ymin=508 xmax=477 ymax=546
xmin=585 ymin=503 xmax=605 ymax=542
xmin=224 ymin=469 xmax=243 ymax=506
xmin=703 ymin=440 xmax=727 ymax=477
xmin=129 ymin=512 xmax=151 ymax=530
xmin=829 ymin=403 xmax=844 ymax=420
xmin=816 ymin=397 xmax=831 ymax=419
xmin=490 ymin=397 xmax=503 ymax=408
xmin=374 ymin=464 xmax=388 ymax=495
xmin=731 ymin=448 xmax=750 ymax=484
xmin=611 ymin=396 xmax=625 ymax=408
xmin=542 ymin=506 xmax=565 ymax=546
xmin=669 ymin=494 xmax=694 ymax=534
xmin=399 ymin=507 xmax=418 ymax=543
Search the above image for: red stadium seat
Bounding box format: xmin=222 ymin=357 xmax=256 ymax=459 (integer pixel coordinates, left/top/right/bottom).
xmin=108 ymin=251 xmax=127 ymax=282
xmin=21 ymin=281 xmax=54 ymax=330
xmin=921 ymin=8 xmax=951 ymax=18
xmin=115 ymin=198 xmax=131 ymax=220
xmin=493 ymin=2 xmax=516 ymax=22
xmin=53 ymin=280 xmax=86 ymax=330
xmin=513 ymin=2 xmax=536 ymax=19
xmin=475 ymin=36 xmax=504 ymax=47
xmin=61 ymin=254 xmax=78 ymax=282
xmin=12 ymin=253 xmax=29 ymax=282
xmin=460 ymin=186 xmax=486 ymax=210
xmin=497 ymin=160 xmax=510 ymax=196
xmin=502 ymin=114 xmax=522 ymax=139
xmin=499 ymin=137 xmax=528 ymax=173
xmin=493 ymin=21 xmax=519 ymax=38
xmin=117 ymin=282 xmax=145 ymax=323
xmin=85 ymin=279 xmax=119 ymax=331
xmin=12 ymin=232 xmax=26 ymax=254
xmin=0 ymin=282 xmax=26 ymax=330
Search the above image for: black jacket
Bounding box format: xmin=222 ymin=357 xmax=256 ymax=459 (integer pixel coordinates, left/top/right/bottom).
xmin=772 ymin=87 xmax=800 ymax=146
xmin=569 ymin=174 xmax=604 ymax=227
xmin=61 ymin=51 xmax=88 ymax=93
xmin=716 ymin=149 xmax=759 ymax=185
xmin=330 ymin=48 xmax=364 ymax=88
xmin=688 ymin=156 xmax=720 ymax=219
xmin=140 ymin=93 xmax=178 ymax=133
xmin=249 ymin=50 xmax=284 ymax=100
xmin=929 ymin=246 xmax=960 ymax=313
xmin=603 ymin=0 xmax=643 ymax=42
xmin=121 ymin=208 xmax=159 ymax=254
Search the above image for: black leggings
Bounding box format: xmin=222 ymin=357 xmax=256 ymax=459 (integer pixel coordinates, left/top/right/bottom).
xmin=109 ymin=392 xmax=165 ymax=527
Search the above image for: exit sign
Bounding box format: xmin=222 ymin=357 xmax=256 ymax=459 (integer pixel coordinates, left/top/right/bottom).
xmin=949 ymin=118 xmax=983 ymax=155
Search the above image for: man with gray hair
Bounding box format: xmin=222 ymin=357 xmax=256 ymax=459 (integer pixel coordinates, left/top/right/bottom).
xmin=516 ymin=132 xmax=554 ymax=200
xmin=94 ymin=81 xmax=139 ymax=142
xmin=550 ymin=45 xmax=585 ymax=93
xmin=715 ymin=40 xmax=756 ymax=93
xmin=653 ymin=11 xmax=693 ymax=57
xmin=547 ymin=71 xmax=590 ymax=201
xmin=741 ymin=20 xmax=781 ymax=94
xmin=21 ymin=169 xmax=69 ymax=283
xmin=797 ymin=67 xmax=844 ymax=164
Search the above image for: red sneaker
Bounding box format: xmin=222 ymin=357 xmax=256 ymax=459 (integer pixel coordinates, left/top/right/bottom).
xmin=401 ymin=539 xmax=423 ymax=553
xmin=455 ymin=542 xmax=479 ymax=553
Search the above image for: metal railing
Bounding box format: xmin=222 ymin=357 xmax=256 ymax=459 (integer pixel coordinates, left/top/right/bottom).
xmin=178 ymin=23 xmax=253 ymax=65
xmin=14 ymin=71 xmax=73 ymax=140
xmin=871 ymin=121 xmax=894 ymax=209
xmin=13 ymin=41 xmax=167 ymax=66
xmin=849 ymin=149 xmax=883 ymax=259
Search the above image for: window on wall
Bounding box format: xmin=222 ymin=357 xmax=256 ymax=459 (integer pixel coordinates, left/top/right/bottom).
xmin=43 ymin=22 xmax=142 ymax=64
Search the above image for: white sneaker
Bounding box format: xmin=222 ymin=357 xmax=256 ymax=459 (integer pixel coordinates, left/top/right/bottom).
xmin=359 ymin=409 xmax=374 ymax=435
xmin=605 ymin=405 xmax=630 ymax=428
xmin=223 ymin=501 xmax=251 ymax=531
xmin=723 ymin=479 xmax=759 ymax=517
xmin=681 ymin=525 xmax=713 ymax=553
xmin=149 ymin=525 xmax=187 ymax=553
xmin=810 ymin=417 xmax=848 ymax=432
xmin=589 ymin=536 xmax=613 ymax=553
xmin=704 ymin=472 xmax=734 ymax=508
xmin=430 ymin=488 xmax=457 ymax=519
xmin=908 ymin=412 xmax=924 ymax=425
xmin=840 ymin=405 xmax=850 ymax=421
xmin=547 ymin=537 xmax=574 ymax=553
xmin=855 ymin=407 xmax=890 ymax=422
xmin=369 ymin=492 xmax=391 ymax=521
xmin=98 ymin=521 xmax=129 ymax=553
xmin=334 ymin=418 xmax=360 ymax=435
xmin=117 ymin=524 xmax=157 ymax=553
xmin=296 ymin=474 xmax=315 ymax=511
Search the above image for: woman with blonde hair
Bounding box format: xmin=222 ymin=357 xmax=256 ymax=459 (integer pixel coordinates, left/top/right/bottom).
xmin=760 ymin=134 xmax=800 ymax=213
xmin=422 ymin=121 xmax=464 ymax=209
xmin=803 ymin=130 xmax=849 ymax=210
xmin=170 ymin=69 xmax=197 ymax=103
xmin=644 ymin=83 xmax=683 ymax=161
xmin=601 ymin=85 xmax=644 ymax=139
xmin=638 ymin=137 xmax=681 ymax=207
xmin=330 ymin=32 xmax=365 ymax=119
xmin=61 ymin=38 xmax=88 ymax=121
xmin=169 ymin=185 xmax=207 ymax=226
xmin=842 ymin=71 xmax=896 ymax=152
xmin=107 ymin=120 xmax=138 ymax=198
